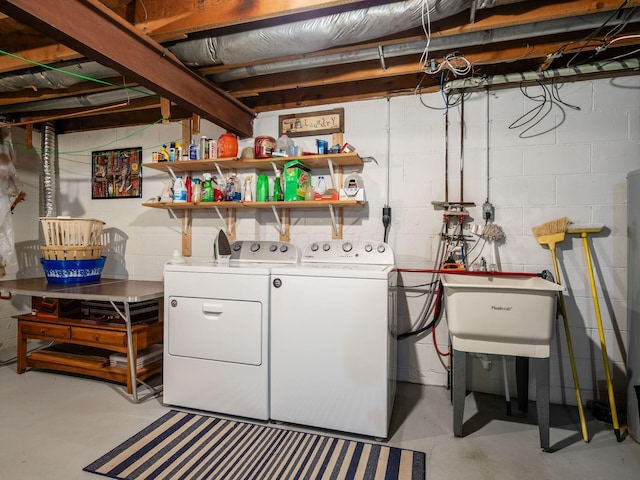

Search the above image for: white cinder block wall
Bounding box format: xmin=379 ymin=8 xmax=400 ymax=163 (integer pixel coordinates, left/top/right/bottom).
xmin=1 ymin=77 xmax=639 ymax=407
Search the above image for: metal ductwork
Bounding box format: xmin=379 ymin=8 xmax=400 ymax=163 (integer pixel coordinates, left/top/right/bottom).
xmin=211 ymin=9 xmax=640 ymax=83
xmin=40 ymin=122 xmax=57 ymax=218
xmin=169 ymin=0 xmax=469 ymax=66
xmin=0 ymin=63 xmax=118 ymax=92
xmin=0 ymin=86 xmax=154 ymax=115
xmin=0 ymin=0 xmax=527 ymax=112
xmin=2 ymin=0 xmax=633 ymax=114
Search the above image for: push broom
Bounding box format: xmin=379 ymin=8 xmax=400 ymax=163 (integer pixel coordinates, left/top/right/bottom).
xmin=567 ymin=224 xmax=622 ymax=442
xmin=532 ymin=217 xmax=589 ymax=443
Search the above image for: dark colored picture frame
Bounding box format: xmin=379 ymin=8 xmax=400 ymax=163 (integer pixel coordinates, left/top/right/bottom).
xmin=91 ymin=147 xmax=142 ymax=199
xmin=279 ymin=108 xmax=344 ymax=138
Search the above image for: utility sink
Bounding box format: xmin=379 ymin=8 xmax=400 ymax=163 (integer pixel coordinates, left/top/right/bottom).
xmin=440 ymin=273 xmax=564 ymax=358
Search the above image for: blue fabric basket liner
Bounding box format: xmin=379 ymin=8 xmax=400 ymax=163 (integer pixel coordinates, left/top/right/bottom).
xmin=40 ymin=256 xmax=106 ymax=284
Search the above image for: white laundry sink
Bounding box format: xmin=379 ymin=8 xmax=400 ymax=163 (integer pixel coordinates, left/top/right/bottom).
xmin=440 ymin=273 xmax=564 ymax=358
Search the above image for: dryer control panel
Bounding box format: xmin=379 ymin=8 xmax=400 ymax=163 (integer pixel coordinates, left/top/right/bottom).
xmin=302 ymin=240 xmax=394 ymax=265
xmin=230 ymin=241 xmax=300 ymax=263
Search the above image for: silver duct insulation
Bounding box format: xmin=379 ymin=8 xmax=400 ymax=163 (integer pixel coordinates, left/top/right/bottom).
xmin=0 ymin=0 xmax=537 ymax=113
xmin=0 ymin=86 xmax=154 ymax=115
xmin=169 ymin=0 xmax=469 ymax=66
xmin=212 ymin=9 xmax=640 ymax=83
xmin=443 ymin=58 xmax=640 ymax=93
xmin=0 ymin=63 xmax=118 ymax=92
xmin=40 ymin=122 xmax=57 ymax=218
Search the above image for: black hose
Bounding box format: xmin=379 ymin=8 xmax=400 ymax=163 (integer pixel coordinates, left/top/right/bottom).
xmin=398 ymin=280 xmax=444 ymax=339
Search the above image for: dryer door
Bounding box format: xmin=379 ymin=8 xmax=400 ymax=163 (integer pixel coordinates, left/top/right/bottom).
xmin=167 ymin=296 xmax=262 ymax=365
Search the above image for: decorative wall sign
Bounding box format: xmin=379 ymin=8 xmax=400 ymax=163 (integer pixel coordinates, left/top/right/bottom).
xmin=279 ymin=108 xmax=344 ymax=138
xmin=91 ymin=147 xmax=142 ymax=199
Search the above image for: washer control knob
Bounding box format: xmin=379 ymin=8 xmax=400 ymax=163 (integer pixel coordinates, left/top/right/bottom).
xmin=250 ymin=243 xmax=261 ymax=252
xmin=364 ymin=244 xmax=373 ymax=252
xmin=232 ymin=243 xmax=242 ymax=252
xmin=323 ymin=243 xmax=331 ymax=251
xmin=269 ymin=244 xmax=278 ymax=252
xmin=280 ymin=245 xmax=289 ymax=253
xmin=310 ymin=243 xmax=319 ymax=252
xmin=342 ymin=242 xmax=353 ymax=252
xmin=377 ymin=244 xmax=386 ymax=253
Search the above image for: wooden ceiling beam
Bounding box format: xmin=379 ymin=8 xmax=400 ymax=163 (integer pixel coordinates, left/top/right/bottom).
xmin=0 ymin=43 xmax=82 ymax=74
xmin=0 ymin=0 xmax=255 ymax=137
xmin=54 ymin=104 xmax=192 ymax=134
xmin=447 ymin=0 xmax=640 ymax=34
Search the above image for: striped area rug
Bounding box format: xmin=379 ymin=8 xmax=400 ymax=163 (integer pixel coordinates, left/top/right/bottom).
xmin=84 ymin=410 xmax=426 ymax=480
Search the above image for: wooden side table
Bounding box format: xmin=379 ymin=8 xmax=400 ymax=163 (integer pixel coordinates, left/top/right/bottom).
xmin=16 ymin=314 xmax=163 ymax=394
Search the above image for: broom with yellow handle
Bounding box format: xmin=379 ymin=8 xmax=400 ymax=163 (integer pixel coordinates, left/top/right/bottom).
xmin=532 ymin=217 xmax=589 ymax=443
xmin=567 ymin=224 xmax=621 ymax=442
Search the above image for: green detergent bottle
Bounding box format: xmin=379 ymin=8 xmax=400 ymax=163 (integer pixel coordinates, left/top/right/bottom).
xmin=201 ymin=173 xmax=214 ymax=202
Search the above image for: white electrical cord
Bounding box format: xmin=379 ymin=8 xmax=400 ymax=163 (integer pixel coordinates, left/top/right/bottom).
xmin=425 ymin=53 xmax=472 ymax=77
xmin=418 ymin=0 xmax=432 ymax=71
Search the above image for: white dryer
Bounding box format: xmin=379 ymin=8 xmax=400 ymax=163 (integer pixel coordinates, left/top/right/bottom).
xmin=269 ymin=240 xmax=397 ymax=438
xmin=163 ymin=240 xmax=298 ymax=420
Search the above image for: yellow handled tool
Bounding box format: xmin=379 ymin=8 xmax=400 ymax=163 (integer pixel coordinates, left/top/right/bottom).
xmin=568 ymin=224 xmax=621 ymax=442
xmin=532 ymin=218 xmax=589 ymax=443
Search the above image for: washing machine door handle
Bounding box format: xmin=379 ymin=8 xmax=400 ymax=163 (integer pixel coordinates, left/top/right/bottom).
xmin=202 ymin=303 xmax=224 ymax=318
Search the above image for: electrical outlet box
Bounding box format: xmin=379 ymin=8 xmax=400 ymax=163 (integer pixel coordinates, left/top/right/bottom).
xmin=482 ymin=201 xmax=494 ymax=221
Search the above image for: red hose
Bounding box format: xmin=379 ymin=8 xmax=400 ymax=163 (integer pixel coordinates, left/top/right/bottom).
xmin=432 ymin=325 xmax=450 ymax=357
xmin=396 ymin=268 xmax=539 ymax=277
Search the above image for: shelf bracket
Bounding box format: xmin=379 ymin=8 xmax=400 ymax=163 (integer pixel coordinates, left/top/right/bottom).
xmin=214 ymin=206 xmax=232 ymax=236
xmin=165 ymin=165 xmax=178 ymax=181
xmin=327 ymin=158 xmax=338 ymax=191
xmin=167 ymin=207 xmax=189 ymax=235
xmin=214 ymin=162 xmax=227 ymax=185
xmin=270 ymin=205 xmax=285 ymax=235
xmin=328 ymin=204 xmax=338 ymax=237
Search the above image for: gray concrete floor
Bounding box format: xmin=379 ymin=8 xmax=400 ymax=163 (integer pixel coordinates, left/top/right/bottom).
xmin=1 ymin=357 xmax=639 ymax=480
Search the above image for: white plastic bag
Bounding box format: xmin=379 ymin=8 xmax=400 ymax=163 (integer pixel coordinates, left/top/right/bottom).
xmin=0 ymin=128 xmax=21 ymax=268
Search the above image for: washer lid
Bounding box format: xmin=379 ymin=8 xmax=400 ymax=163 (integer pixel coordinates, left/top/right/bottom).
xmin=271 ymin=263 xmax=394 ymax=279
xmin=164 ymin=260 xmax=272 ymax=275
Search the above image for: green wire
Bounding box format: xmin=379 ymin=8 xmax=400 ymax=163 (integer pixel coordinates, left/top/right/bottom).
xmin=0 ymin=51 xmax=190 ymax=157
xmin=0 ymin=48 xmax=156 ymax=98
xmin=1 ymin=117 xmax=180 ymax=159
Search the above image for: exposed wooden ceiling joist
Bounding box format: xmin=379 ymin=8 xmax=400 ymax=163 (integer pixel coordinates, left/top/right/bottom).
xmin=1 ymin=1 xmax=640 ymax=133
xmin=0 ymin=0 xmax=255 ymax=136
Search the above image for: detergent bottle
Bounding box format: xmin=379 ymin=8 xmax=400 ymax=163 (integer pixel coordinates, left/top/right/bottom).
xmin=172 ymin=176 xmax=187 ymax=203
xmin=201 ymin=173 xmax=214 ymax=202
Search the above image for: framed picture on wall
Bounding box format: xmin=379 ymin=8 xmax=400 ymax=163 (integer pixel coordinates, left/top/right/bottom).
xmin=91 ymin=147 xmax=142 ymax=199
xmin=279 ymin=108 xmax=344 ymax=138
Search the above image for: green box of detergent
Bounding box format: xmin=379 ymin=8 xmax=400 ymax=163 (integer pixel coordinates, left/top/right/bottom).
xmin=283 ymin=159 xmax=311 ymax=201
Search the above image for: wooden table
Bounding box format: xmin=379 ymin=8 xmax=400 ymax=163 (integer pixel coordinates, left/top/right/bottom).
xmin=0 ymin=277 xmax=164 ymax=403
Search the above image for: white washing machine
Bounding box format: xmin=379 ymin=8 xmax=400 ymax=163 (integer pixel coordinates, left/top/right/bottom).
xmin=163 ymin=240 xmax=299 ymax=420
xmin=269 ymin=240 xmax=397 ymax=438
